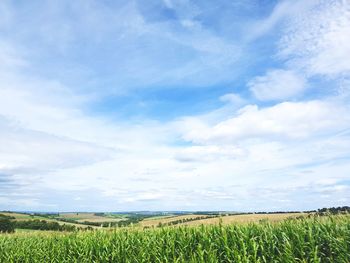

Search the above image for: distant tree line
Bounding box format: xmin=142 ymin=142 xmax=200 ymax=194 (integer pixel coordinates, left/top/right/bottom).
xmin=0 ymin=218 xmax=15 ymax=233
xmin=0 ymin=214 xmax=16 ymax=220
xmin=32 ymin=213 xmax=60 ymax=218
xmin=14 ymin=220 xmax=78 ymax=231
xmin=231 ymin=210 xmax=318 ymax=216
xmin=316 ymin=206 xmax=350 ymax=215
xmin=0 ymin=214 xmax=16 ymax=233
xmin=55 ymin=214 xmax=152 ymax=228
xmin=0 ymin=217 xmax=89 ymax=233
xmin=86 ymin=215 xmax=152 ymax=228
xmin=192 ymin=212 xmax=227 ymax=215
xmin=94 ymin=213 xmax=105 ymax=216
xmin=193 ymin=210 xmax=317 ymax=216
xmin=157 ymin=215 xmax=220 ymax=227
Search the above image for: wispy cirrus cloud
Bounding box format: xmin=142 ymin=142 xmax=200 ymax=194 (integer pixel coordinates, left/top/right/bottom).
xmin=279 ymin=0 xmax=350 ymax=78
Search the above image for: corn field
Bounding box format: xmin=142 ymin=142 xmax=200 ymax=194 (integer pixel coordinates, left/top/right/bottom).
xmin=0 ymin=215 xmax=349 ymax=262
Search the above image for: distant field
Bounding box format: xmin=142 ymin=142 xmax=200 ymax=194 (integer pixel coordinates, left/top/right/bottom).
xmin=1 ymin=212 xmax=40 ymax=220
xmin=1 ymin=211 xmax=310 ymax=230
xmin=57 ymin=213 xmax=124 ymax=223
xmin=140 ymin=214 xmax=208 ymax=227
xmin=182 ymin=212 xmax=305 ymax=226
xmin=142 ymin=214 xmax=175 ymax=221
xmin=1 ymin=215 xmax=349 ymax=262
xmin=0 ymin=212 xmax=98 ymax=229
xmin=139 ymin=212 xmax=306 ymax=227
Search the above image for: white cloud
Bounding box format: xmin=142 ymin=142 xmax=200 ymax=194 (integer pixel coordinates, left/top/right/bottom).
xmin=0 ymin=0 xmax=243 ymax=93
xmin=279 ymin=0 xmax=350 ymax=78
xmin=123 ymin=192 xmax=164 ymax=203
xmin=219 ymin=93 xmax=245 ymax=105
xmin=248 ymin=69 xmax=306 ymax=101
xmin=0 ymin=118 xmax=114 ymax=172
xmin=181 ymin=100 xmax=349 ymax=144
xmin=174 ymin=145 xmax=244 ymax=163
xmin=247 ymin=0 xmax=350 ymax=103
xmin=246 ymin=0 xmax=318 ymax=41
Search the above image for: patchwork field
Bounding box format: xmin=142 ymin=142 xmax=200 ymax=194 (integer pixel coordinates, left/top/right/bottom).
xmin=0 ymin=212 xmax=42 ymax=220
xmin=138 ymin=212 xmax=306 ymax=227
xmin=1 ymin=211 xmax=310 ymax=229
xmin=140 ymin=214 xmax=210 ymax=227
xmin=183 ymin=212 xmax=305 ymax=226
xmin=56 ymin=213 xmax=124 ymax=223
xmin=0 ymin=212 xmax=99 ymax=229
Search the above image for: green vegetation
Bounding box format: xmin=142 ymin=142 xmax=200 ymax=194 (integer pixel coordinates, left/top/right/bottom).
xmin=0 ymin=219 xmax=15 ymax=233
xmin=14 ymin=220 xmax=81 ymax=232
xmin=0 ymin=217 xmax=83 ymax=232
xmin=0 ymin=215 xmax=349 ymax=262
xmin=0 ymin=214 xmax=15 ymax=220
xmin=317 ymin=206 xmax=350 ymax=215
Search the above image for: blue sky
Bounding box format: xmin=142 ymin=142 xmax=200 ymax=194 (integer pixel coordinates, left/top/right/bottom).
xmin=0 ymin=0 xmax=350 ymax=212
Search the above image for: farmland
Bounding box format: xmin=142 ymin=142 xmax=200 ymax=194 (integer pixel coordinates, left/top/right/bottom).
xmin=0 ymin=211 xmax=307 ymax=229
xmin=0 ymin=212 xmax=96 ymax=229
xmin=55 ymin=212 xmax=123 ymax=223
xmin=0 ymin=212 xmax=136 ymax=228
xmin=140 ymin=212 xmax=306 ymax=227
xmin=0 ymin=215 xmax=349 ymax=262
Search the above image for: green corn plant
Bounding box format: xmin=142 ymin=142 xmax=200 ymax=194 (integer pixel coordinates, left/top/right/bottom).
xmin=0 ymin=215 xmax=349 ymax=263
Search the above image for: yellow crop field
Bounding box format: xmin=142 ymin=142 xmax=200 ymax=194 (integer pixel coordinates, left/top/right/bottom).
xmin=139 ymin=214 xmax=209 ymax=227
xmin=58 ymin=213 xmax=123 ymax=223
xmin=138 ymin=213 xmax=308 ymax=227
xmin=182 ymin=213 xmax=306 ymax=226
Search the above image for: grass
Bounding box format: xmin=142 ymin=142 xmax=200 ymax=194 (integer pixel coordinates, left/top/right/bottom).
xmin=1 ymin=215 xmax=349 ymax=262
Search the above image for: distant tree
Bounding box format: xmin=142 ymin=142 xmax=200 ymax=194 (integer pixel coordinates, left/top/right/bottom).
xmin=317 ymin=206 xmax=350 ymax=215
xmin=0 ymin=214 xmax=15 ymax=220
xmin=0 ymin=218 xmax=15 ymax=233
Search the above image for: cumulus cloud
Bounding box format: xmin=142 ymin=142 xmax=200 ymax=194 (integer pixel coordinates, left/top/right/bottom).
xmin=181 ymin=100 xmax=349 ymax=144
xmin=248 ymin=69 xmax=306 ymax=101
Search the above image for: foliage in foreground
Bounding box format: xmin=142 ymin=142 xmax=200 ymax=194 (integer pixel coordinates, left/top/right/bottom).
xmin=0 ymin=215 xmax=349 ymax=262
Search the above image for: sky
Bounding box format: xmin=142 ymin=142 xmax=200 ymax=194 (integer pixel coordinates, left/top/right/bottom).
xmin=0 ymin=0 xmax=350 ymax=212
